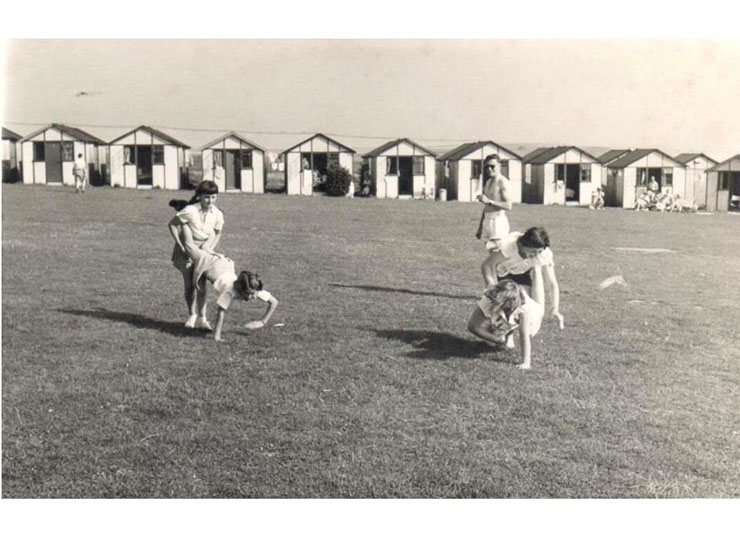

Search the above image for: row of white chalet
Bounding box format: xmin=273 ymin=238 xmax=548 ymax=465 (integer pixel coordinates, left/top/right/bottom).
xmin=3 ymin=124 xmax=738 ymax=211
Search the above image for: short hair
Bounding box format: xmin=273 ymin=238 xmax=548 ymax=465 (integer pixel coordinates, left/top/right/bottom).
xmin=484 ymin=154 xmax=500 ymax=166
xmin=519 ymin=227 xmax=550 ymax=249
xmin=484 ymin=280 xmax=524 ymax=316
xmin=197 ymin=180 xmax=218 ymax=196
xmin=235 ymin=271 xmax=263 ymax=300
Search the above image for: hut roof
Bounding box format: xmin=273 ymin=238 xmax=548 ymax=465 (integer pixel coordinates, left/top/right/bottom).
xmin=363 ymin=138 xmax=437 ymax=158
xmin=596 ymin=149 xmax=631 ymax=165
xmin=280 ymin=133 xmax=356 ymax=156
xmin=21 ymin=123 xmax=105 ymax=144
xmin=109 ymin=125 xmax=190 ymax=148
xmin=200 ymin=132 xmax=266 ymax=153
xmin=525 ymin=146 xmax=598 ymax=165
xmin=2 ymin=127 xmax=22 ymax=141
xmin=707 ymin=154 xmax=740 ymax=172
xmin=607 ymin=148 xmax=680 ymax=169
xmin=437 ymin=140 xmax=520 ymax=161
xmin=674 ymin=153 xmax=718 ymax=165
xmin=521 ymin=147 xmax=553 ymax=164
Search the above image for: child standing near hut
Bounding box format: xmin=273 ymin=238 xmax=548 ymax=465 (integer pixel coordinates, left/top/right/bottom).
xmin=73 ymin=153 xmax=87 ymax=193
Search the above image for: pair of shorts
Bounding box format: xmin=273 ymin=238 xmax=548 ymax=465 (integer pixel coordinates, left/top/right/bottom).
xmin=481 ymin=212 xmax=510 ymax=250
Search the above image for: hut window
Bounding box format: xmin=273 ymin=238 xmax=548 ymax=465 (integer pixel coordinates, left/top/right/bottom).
xmin=386 ymin=157 xmax=398 ymax=175
xmin=580 ymin=164 xmax=591 ymax=182
xmin=62 ymin=142 xmax=74 ymax=162
xmin=241 ymin=151 xmax=252 ymax=169
xmin=413 ymin=156 xmax=425 ymax=176
xmin=637 ymin=168 xmax=647 ymax=185
xmin=301 ymin=153 xmax=312 ymax=170
xmin=328 ymin=152 xmax=340 ymax=166
xmin=33 ymin=142 xmax=45 ymax=161
xmin=556 ymin=164 xmax=565 ymax=182
xmin=213 ymin=150 xmax=223 ymax=168
xmin=152 ymin=145 xmax=164 ymax=165
xmin=471 ymin=160 xmax=482 ymax=179
xmin=663 ymin=168 xmax=673 ymax=186
xmin=124 ymin=146 xmax=135 ymax=164
xmin=500 ymin=160 xmax=509 ymax=178
xmin=719 ymin=172 xmax=730 ymax=191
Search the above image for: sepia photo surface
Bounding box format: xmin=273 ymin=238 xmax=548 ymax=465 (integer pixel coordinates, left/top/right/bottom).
xmin=2 ymin=18 xmax=739 ymax=553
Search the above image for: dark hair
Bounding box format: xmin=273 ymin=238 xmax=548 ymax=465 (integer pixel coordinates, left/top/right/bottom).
xmin=234 ymin=271 xmax=263 ymax=301
xmin=484 ymin=154 xmax=500 ymax=167
xmin=519 ymin=227 xmax=550 ymax=249
xmin=169 ymin=180 xmax=219 ymax=211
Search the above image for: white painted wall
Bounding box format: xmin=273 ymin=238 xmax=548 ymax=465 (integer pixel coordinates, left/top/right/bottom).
xmin=285 ymin=152 xmax=302 ymax=195
xmin=164 ymin=145 xmax=180 ymax=189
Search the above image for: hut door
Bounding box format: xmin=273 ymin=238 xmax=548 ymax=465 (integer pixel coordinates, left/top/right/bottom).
xmin=46 ymin=142 xmax=63 ymax=183
xmin=566 ymin=164 xmax=580 ymax=202
xmin=136 ymin=146 xmax=153 ymax=186
xmin=399 ymin=156 xmax=413 ymax=195
xmin=224 ymin=150 xmax=241 ymax=190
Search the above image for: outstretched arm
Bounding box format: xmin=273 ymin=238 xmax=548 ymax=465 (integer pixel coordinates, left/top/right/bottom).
xmin=168 ymin=217 xmax=186 ymax=254
xmin=543 ymin=263 xmax=564 ymax=329
xmin=245 ymin=292 xmax=279 ymax=330
xmin=517 ymin=310 xmax=532 ymax=369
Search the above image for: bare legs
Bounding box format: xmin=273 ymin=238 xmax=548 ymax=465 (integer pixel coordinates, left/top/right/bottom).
xmin=182 ymin=269 xmax=207 ymax=327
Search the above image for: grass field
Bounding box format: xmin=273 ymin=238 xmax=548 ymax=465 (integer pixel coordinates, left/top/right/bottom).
xmin=2 ymin=183 xmax=739 ymax=498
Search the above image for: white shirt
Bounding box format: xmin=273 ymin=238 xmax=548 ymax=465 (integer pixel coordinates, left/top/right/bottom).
xmin=74 ymin=158 xmax=86 ymax=171
xmin=176 ymin=204 xmax=224 ymax=242
xmin=478 ymin=288 xmax=544 ymax=337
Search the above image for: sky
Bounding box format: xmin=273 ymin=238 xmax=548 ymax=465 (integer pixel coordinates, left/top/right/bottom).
xmin=3 ymin=39 xmax=740 ymax=160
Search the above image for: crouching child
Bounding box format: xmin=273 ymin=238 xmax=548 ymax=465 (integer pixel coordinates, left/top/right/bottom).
xmin=467 ymin=268 xmax=545 ymax=370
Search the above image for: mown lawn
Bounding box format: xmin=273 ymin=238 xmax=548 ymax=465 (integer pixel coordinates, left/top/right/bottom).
xmin=2 ymin=183 xmax=739 ymax=498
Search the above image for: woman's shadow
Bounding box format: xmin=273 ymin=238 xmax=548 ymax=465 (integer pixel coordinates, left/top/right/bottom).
xmin=370 ymin=328 xmax=511 ymax=361
xmin=57 ymin=308 xmax=206 ymax=337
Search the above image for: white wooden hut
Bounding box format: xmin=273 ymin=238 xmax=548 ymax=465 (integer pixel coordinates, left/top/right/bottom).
xmin=436 ymin=141 xmax=522 ymax=203
xmin=109 ymin=125 xmax=189 ymax=189
xmin=2 ymin=127 xmax=23 ymax=182
xmin=705 ymin=154 xmax=740 ymax=212
xmin=521 ymin=146 xmax=602 ymax=205
xmin=363 ymin=138 xmax=437 ymax=199
xmin=605 ymin=149 xmax=686 ymax=208
xmin=674 ymin=153 xmax=718 ymax=208
xmin=20 ymin=123 xmax=105 ymax=186
xmin=281 ymin=133 xmax=356 ymax=196
xmin=200 ymin=132 xmax=266 ymax=194
xmin=595 ymin=149 xmax=631 ymax=206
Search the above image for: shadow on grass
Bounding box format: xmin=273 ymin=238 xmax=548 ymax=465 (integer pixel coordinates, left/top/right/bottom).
xmin=57 ymin=308 xmax=205 ymax=337
xmin=329 ymin=283 xmax=477 ymax=301
xmin=371 ymin=328 xmax=508 ymax=361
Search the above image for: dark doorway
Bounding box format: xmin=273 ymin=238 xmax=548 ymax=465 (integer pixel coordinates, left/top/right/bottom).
xmin=566 ymin=164 xmax=580 ymax=202
xmin=224 ymin=150 xmax=242 ymax=191
xmin=136 ymin=146 xmax=153 ymax=186
xmin=399 ymin=156 xmax=413 ymax=195
xmin=648 ymin=168 xmax=662 ymax=191
xmin=46 ymin=142 xmax=62 ymax=183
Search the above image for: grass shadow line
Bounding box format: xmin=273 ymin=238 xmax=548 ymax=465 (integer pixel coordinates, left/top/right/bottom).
xmin=329 ymin=283 xmax=477 ymax=301
xmin=57 ymin=308 xmax=205 ymax=337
